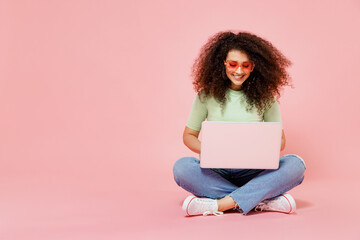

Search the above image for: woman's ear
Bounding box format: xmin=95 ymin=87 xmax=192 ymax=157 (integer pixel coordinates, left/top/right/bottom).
xmin=251 ymin=63 xmax=255 ymax=72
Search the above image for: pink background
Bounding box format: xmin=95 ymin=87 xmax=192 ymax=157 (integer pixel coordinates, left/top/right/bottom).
xmin=1 ymin=0 xmax=360 ymax=239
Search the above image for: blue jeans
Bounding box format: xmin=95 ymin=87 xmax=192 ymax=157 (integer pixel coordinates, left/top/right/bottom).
xmin=173 ymin=154 xmax=306 ymax=214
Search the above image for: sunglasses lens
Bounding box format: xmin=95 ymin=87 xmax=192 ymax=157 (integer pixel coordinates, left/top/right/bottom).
xmin=241 ymin=62 xmax=252 ymax=71
xmin=226 ymin=61 xmax=239 ymax=71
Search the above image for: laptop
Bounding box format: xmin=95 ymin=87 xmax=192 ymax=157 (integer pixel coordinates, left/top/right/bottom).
xmin=200 ymin=121 xmax=282 ymax=169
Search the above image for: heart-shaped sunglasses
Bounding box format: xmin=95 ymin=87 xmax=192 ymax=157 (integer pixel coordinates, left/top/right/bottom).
xmin=225 ymin=60 xmax=254 ymax=72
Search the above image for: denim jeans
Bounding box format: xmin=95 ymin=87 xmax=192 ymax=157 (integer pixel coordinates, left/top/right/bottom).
xmin=173 ymin=154 xmax=306 ymax=215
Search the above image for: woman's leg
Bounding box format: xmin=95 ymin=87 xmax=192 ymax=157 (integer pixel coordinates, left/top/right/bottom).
xmin=174 ymin=155 xmax=306 ymax=215
xmin=173 ymin=157 xmax=238 ymax=199
xmin=228 ymin=154 xmax=306 ymax=214
xmin=217 ymin=168 xmax=264 ymax=211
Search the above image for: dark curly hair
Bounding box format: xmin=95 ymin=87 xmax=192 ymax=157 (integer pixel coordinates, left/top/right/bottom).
xmin=192 ymin=31 xmax=292 ymax=114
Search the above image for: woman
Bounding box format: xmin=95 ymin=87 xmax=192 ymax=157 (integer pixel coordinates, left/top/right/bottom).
xmin=173 ymin=31 xmax=306 ymax=216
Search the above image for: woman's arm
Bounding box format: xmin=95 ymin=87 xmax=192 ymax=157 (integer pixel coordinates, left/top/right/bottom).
xmin=281 ymin=129 xmax=286 ymax=151
xmin=183 ymin=126 xmax=201 ymax=154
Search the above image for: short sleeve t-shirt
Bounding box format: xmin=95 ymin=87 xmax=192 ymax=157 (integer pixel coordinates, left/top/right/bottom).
xmin=186 ymin=88 xmax=282 ymax=131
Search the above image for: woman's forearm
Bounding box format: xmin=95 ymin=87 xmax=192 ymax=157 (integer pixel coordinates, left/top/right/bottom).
xmin=183 ymin=134 xmax=201 ymax=154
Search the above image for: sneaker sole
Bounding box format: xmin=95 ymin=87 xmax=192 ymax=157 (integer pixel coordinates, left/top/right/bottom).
xmin=282 ymin=193 xmax=296 ymax=214
xmin=182 ymin=196 xmax=197 ymax=216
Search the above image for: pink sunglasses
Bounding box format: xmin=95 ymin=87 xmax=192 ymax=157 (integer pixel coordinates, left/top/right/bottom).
xmin=225 ymin=60 xmax=254 ymax=72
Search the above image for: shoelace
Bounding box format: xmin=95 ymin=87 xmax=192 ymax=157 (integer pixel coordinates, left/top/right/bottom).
xmin=203 ymin=210 xmax=224 ymax=216
xmin=254 ymin=202 xmax=268 ymax=212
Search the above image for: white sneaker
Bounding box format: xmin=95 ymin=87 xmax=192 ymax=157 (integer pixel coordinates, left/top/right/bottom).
xmin=182 ymin=196 xmax=223 ymax=216
xmin=254 ymin=193 xmax=296 ymax=214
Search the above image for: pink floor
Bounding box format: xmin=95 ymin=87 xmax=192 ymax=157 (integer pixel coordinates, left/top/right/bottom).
xmin=1 ymin=174 xmax=359 ymax=240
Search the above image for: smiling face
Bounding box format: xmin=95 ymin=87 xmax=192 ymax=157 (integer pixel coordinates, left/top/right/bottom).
xmin=224 ymin=49 xmax=254 ymax=91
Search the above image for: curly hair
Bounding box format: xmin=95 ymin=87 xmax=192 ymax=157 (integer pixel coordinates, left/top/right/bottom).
xmin=191 ymin=31 xmax=292 ymax=114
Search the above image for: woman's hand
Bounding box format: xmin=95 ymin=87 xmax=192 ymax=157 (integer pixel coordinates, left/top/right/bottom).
xmin=183 ymin=126 xmax=201 ymax=154
xmin=281 ymin=129 xmax=286 ymax=151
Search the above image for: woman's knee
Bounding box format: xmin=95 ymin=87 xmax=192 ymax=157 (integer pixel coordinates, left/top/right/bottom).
xmin=280 ymin=154 xmax=306 ymax=178
xmin=173 ymin=157 xmax=199 ymax=185
xmin=284 ymin=154 xmax=306 ymax=168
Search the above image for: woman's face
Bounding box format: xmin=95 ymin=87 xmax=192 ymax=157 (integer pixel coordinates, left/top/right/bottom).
xmin=224 ymin=49 xmax=254 ymax=91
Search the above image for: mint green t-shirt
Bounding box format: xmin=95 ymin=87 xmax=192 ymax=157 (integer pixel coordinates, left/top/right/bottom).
xmin=186 ymin=89 xmax=282 ymax=131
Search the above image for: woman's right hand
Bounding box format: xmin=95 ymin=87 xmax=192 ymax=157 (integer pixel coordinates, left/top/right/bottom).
xmin=183 ymin=126 xmax=201 ymax=154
